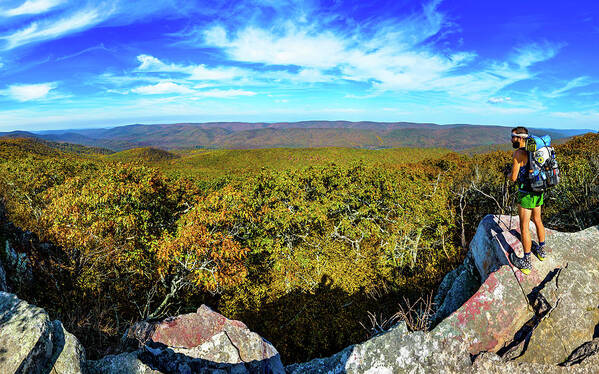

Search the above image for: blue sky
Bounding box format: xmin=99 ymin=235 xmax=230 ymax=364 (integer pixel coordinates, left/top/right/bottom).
xmin=0 ymin=0 xmax=598 ymax=131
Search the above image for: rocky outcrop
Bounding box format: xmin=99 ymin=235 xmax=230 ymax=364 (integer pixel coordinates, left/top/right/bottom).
xmin=286 ymin=214 xmax=599 ymax=373
xmin=0 ymin=291 xmax=86 ymax=374
xmin=0 ymin=290 xmax=283 ymax=374
xmin=433 ymin=215 xmax=599 ymax=363
xmin=562 ymin=338 xmax=599 ymax=366
xmin=2 ymin=214 xmax=598 ymax=373
xmin=90 ymin=305 xmax=285 ymax=374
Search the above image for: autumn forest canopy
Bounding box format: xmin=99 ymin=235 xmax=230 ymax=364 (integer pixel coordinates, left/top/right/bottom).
xmin=1 ymin=133 xmax=598 ymax=363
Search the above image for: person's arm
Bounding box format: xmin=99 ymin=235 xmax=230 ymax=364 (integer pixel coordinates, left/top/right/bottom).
xmin=509 ymin=150 xmax=521 ymax=182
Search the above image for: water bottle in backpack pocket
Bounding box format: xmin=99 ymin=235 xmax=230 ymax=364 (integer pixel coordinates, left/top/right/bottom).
xmin=526 ymin=134 xmax=560 ymax=192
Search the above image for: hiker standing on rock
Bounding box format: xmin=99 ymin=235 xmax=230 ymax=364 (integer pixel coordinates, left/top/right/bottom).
xmin=507 ymin=126 xmax=547 ymax=274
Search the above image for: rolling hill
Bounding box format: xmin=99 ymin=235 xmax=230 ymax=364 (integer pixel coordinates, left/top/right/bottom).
xmin=6 ymin=121 xmax=594 ymax=152
xmin=103 ymin=147 xmax=180 ymax=163
xmin=0 ymin=134 xmax=114 ymax=158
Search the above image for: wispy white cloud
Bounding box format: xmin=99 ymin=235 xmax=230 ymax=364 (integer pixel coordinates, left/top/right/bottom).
xmin=136 ymin=54 xmax=182 ymax=73
xmin=132 ymin=81 xmax=194 ymax=95
xmin=55 ymin=43 xmax=112 ymax=61
xmin=134 ymin=53 xmax=334 ymax=87
xmin=130 ymin=80 xmax=257 ymax=98
xmin=545 ymin=76 xmax=592 ymax=98
xmin=204 ymin=25 xmax=347 ymax=69
xmin=512 ymin=42 xmax=563 ymax=68
xmin=195 ymin=89 xmax=256 ymax=98
xmin=136 ymin=54 xmax=248 ymax=81
xmin=0 ymin=1 xmax=186 ymax=50
xmin=2 ymin=0 xmax=66 ymax=17
xmin=92 ymin=72 xmax=166 ymax=89
xmin=0 ymin=82 xmax=57 ymax=101
xmin=1 ymin=7 xmax=109 ymax=50
xmin=488 ymin=96 xmax=511 ymax=104
xmin=550 ymin=110 xmax=599 ymax=121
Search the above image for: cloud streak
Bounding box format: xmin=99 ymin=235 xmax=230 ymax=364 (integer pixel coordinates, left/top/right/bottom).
xmin=0 ymin=82 xmax=57 ymax=101
xmin=0 ymin=1 xmax=187 ymax=50
xmin=2 ymin=0 xmax=66 ymax=17
xmin=132 ymin=81 xmax=194 ymax=95
xmin=1 ymin=6 xmax=109 ymax=50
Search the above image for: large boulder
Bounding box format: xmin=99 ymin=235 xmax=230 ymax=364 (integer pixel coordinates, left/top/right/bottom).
xmin=0 ymin=291 xmax=86 ymax=374
xmin=433 ymin=214 xmax=599 ymax=362
xmin=96 ymin=304 xmax=285 ymax=374
xmin=285 ymin=215 xmax=599 ymax=373
xmin=128 ymin=305 xmax=251 ymax=349
xmin=0 ymin=291 xmax=53 ymax=373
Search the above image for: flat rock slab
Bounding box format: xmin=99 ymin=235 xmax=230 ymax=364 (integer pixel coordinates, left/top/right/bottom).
xmin=517 ymin=261 xmax=599 ymax=364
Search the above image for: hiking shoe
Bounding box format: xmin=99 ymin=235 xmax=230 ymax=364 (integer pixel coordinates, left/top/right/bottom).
xmin=509 ymin=252 xmax=532 ymax=275
xmin=532 ymin=242 xmax=547 ymax=261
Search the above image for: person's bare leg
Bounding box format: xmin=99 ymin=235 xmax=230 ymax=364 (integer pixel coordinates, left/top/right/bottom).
xmin=518 ymin=205 xmax=532 ymax=254
xmin=531 ymin=206 xmax=545 ymax=244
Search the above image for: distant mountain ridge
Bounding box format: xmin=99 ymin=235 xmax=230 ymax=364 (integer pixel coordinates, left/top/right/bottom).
xmin=0 ymin=132 xmax=114 ymax=156
xmin=2 ymin=121 xmax=595 ymax=152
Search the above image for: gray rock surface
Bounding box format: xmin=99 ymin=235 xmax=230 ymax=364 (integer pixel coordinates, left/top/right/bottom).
xmin=515 ymin=262 xmax=599 ymax=364
xmin=562 ymin=338 xmax=599 ymax=366
xmin=471 ymin=351 xmax=599 ymax=373
xmin=0 ymin=291 xmax=54 ymax=373
xmin=50 ymin=320 xmax=87 ymax=374
xmin=286 ymin=321 xmax=473 ymax=373
xmin=86 ymin=351 xmax=162 ymax=374
xmin=0 ymin=291 xmax=85 ymax=374
xmin=432 ymin=253 xmax=480 ymax=325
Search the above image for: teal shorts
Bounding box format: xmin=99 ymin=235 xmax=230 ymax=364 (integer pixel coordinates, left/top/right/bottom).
xmin=517 ymin=190 xmax=544 ymax=209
